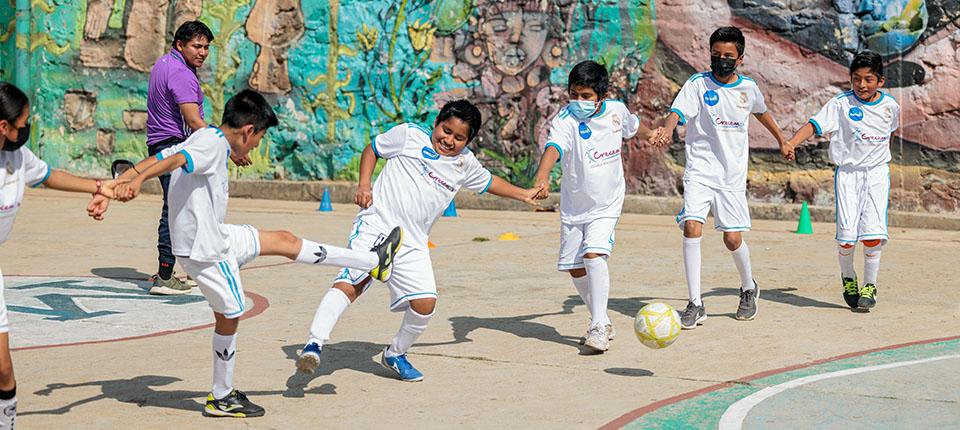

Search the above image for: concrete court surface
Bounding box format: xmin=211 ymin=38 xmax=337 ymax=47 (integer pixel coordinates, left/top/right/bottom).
xmin=1 ymin=189 xmax=958 ymax=429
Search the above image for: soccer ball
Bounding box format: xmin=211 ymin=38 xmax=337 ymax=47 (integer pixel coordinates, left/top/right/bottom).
xmin=634 ymin=302 xmax=681 ymax=349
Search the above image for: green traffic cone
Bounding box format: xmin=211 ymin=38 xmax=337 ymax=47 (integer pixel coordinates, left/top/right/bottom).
xmin=796 ymin=201 xmax=813 ymax=235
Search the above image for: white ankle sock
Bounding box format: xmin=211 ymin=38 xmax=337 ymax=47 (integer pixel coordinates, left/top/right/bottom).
xmin=583 ymin=257 xmax=611 ymax=327
xmin=0 ymin=387 xmax=16 ymax=429
xmin=572 ymin=275 xmax=591 ymax=308
xmin=211 ymin=333 xmax=237 ymax=399
xmin=730 ymin=241 xmax=755 ymax=291
xmin=307 ymin=288 xmax=352 ymax=346
xmin=838 ymin=243 xmax=856 ymax=279
xmin=297 ymin=239 xmax=377 ymax=270
xmin=863 ymin=244 xmax=882 ymax=284
xmin=386 ymin=308 xmax=433 ymax=357
xmin=683 ymin=237 xmax=703 ymax=305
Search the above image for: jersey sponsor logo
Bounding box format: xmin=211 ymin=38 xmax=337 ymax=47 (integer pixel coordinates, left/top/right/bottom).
xmin=703 ymin=90 xmax=720 ymax=106
xmin=848 ymin=106 xmax=864 ymax=121
xmin=427 ymin=171 xmax=456 ymax=192
xmin=0 ymin=202 xmax=20 ymax=212
xmin=578 ymin=122 xmax=592 ymax=139
xmin=714 ymin=117 xmax=744 ymax=129
xmin=591 ymin=148 xmax=622 ymax=161
xmin=421 ymin=146 xmax=441 ymax=160
xmin=853 ymin=128 xmax=889 ymax=144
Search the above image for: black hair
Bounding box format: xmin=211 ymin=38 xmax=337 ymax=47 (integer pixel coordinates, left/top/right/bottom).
xmin=0 ymin=82 xmax=28 ymax=124
xmin=568 ymin=60 xmax=609 ymax=98
xmin=435 ymin=99 xmax=482 ymax=141
xmin=173 ymin=20 xmax=214 ymax=48
xmin=849 ymin=51 xmax=884 ymax=77
xmin=709 ymin=26 xmax=745 ymax=57
xmin=222 ymin=89 xmax=279 ymax=132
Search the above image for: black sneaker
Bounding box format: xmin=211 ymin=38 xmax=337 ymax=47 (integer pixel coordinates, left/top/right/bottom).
xmin=736 ymin=280 xmax=759 ymax=321
xmin=202 ymin=389 xmax=265 ymax=418
xmin=369 ymin=226 xmax=403 ymax=282
xmin=679 ymin=301 xmax=706 ymax=329
xmin=842 ymin=277 xmax=860 ymax=309
xmin=857 ymin=283 xmax=877 ymax=309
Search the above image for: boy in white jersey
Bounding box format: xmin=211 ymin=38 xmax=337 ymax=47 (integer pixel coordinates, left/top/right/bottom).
xmin=785 ymin=51 xmax=899 ymax=310
xmin=297 ymin=100 xmax=542 ymax=381
xmin=0 ymin=82 xmax=130 ymax=428
xmin=654 ymin=27 xmax=792 ymax=329
xmin=108 ymin=90 xmax=403 ymax=417
xmin=532 ymin=61 xmax=662 ymax=353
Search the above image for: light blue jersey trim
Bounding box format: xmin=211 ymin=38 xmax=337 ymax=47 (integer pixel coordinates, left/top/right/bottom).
xmin=809 ymin=119 xmax=823 ymax=136
xmin=558 ymin=107 xmax=571 ymax=120
xmin=590 ymin=100 xmax=608 ymax=118
xmin=479 ymin=176 xmax=493 ymax=194
xmin=544 ymin=142 xmax=563 ymax=161
xmin=707 ymin=72 xmax=744 ymax=88
xmin=687 ymin=73 xmax=707 ymax=82
xmin=29 ymin=165 xmax=51 ymax=188
xmin=853 ymin=91 xmax=885 ymax=106
xmin=371 ymin=140 xmax=382 ymax=158
xmin=156 ymin=151 xmax=166 ymax=161
xmin=179 ymin=150 xmax=195 ymax=173
xmin=408 ymin=123 xmax=432 ymax=137
xmin=670 ymin=108 xmax=687 ymax=126
xmin=218 ymin=261 xmax=245 ymax=315
xmin=209 ymin=125 xmax=225 ymax=138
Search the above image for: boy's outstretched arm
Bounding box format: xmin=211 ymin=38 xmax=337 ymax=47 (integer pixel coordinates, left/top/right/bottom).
xmin=753 ymin=111 xmax=794 ymax=161
xmin=653 ymin=111 xmax=683 ymax=147
xmin=784 ymin=122 xmax=818 ymax=161
xmin=487 ymin=176 xmax=544 ymax=206
xmin=114 ymin=153 xmax=188 ymax=201
xmin=532 ymin=145 xmax=561 ymax=199
xmin=354 ymin=144 xmax=378 ymax=208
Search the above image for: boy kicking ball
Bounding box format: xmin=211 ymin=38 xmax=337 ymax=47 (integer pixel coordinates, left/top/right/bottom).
xmin=652 ymin=27 xmax=792 ymax=329
xmin=105 ymin=90 xmax=402 ymax=417
xmin=297 ymin=100 xmax=542 ymax=382
xmin=784 ymin=51 xmax=899 ymax=311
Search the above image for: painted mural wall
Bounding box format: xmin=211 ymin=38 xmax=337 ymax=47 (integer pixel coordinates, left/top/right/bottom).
xmin=1 ymin=0 xmax=958 ymax=213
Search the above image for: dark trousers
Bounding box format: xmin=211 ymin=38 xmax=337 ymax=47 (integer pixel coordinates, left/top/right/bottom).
xmin=148 ymin=137 xmax=182 ymax=268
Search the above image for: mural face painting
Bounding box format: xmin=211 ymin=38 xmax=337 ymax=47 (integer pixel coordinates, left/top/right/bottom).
xmin=0 ymin=0 xmax=957 ymax=212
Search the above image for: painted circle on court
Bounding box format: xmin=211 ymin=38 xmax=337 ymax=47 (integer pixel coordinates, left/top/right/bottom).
xmin=3 ymin=276 xmax=268 ymax=350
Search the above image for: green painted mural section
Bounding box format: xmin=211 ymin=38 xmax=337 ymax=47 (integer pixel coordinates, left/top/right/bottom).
xmin=2 ymin=0 xmax=657 ymax=183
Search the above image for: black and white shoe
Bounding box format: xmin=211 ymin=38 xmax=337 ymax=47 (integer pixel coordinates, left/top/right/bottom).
xmin=202 ymin=389 xmax=265 ymax=418
xmin=369 ymin=226 xmax=403 ymax=282
xmin=679 ymin=301 xmax=706 ymax=329
xmin=736 ymin=280 xmax=759 ymax=321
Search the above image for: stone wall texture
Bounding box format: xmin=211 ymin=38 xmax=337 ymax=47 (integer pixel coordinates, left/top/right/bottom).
xmin=1 ymin=0 xmax=958 ymax=213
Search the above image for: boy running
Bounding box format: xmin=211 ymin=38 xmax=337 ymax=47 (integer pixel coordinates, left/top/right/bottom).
xmin=653 ymin=27 xmax=792 ymax=328
xmin=532 ymin=60 xmax=662 ymax=353
xmin=108 ymin=90 xmax=402 ymax=417
xmin=784 ymin=51 xmax=899 ymax=310
xmin=297 ymin=100 xmax=542 ymax=381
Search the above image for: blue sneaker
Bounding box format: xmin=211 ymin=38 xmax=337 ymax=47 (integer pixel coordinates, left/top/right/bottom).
xmin=296 ymin=342 xmax=321 ymax=374
xmin=380 ymin=347 xmax=423 ymax=382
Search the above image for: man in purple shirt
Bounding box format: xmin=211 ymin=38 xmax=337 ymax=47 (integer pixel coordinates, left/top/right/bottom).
xmin=145 ymin=20 xmax=213 ymax=295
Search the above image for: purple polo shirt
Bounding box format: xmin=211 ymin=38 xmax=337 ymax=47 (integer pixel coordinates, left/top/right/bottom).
xmin=146 ymin=49 xmax=205 ymax=145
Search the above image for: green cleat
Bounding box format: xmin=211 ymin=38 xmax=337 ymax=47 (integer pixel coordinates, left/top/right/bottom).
xmin=857 ymin=283 xmax=877 ymax=309
xmin=842 ymin=277 xmax=860 ymax=309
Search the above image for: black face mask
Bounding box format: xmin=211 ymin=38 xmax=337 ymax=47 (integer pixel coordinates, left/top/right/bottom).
xmin=2 ymin=122 xmax=29 ymax=152
xmin=710 ymin=55 xmax=738 ymax=78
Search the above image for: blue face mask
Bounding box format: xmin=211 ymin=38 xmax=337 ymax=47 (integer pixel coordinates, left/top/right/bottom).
xmin=567 ymin=100 xmax=598 ymax=120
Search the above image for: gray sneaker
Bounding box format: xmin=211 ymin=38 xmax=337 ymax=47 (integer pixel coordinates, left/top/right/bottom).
xmin=736 ymin=280 xmax=760 ymax=321
xmin=583 ymin=324 xmax=609 ymax=353
xmin=149 ymin=274 xmax=191 ymax=295
xmin=679 ymin=301 xmax=706 ymax=329
xmin=579 ymin=323 xmax=615 ymax=345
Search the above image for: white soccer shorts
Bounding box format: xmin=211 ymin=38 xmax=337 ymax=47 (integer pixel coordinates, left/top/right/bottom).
xmin=557 ymin=217 xmax=619 ymax=271
xmin=179 ymin=224 xmax=261 ymax=318
xmin=835 ymin=164 xmax=889 ymax=244
xmin=676 ymin=180 xmax=751 ymax=232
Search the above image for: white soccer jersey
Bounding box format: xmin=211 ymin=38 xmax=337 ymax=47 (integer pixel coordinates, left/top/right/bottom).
xmin=0 ymin=147 xmax=50 ymax=245
xmin=545 ymin=100 xmax=639 ymax=224
xmin=158 ymin=126 xmax=231 ymax=262
xmin=809 ymin=90 xmax=899 ymax=168
xmin=364 ymin=123 xmax=493 ymax=250
xmin=670 ymin=72 xmax=768 ymax=191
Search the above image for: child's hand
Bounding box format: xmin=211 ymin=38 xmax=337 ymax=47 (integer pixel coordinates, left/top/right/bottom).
xmin=647 ymin=127 xmax=667 ymax=146
xmin=780 ymin=142 xmax=796 ymax=161
xmin=533 ymin=179 xmax=550 ymax=200
xmin=521 ymin=184 xmax=545 ymax=206
xmin=87 ymin=194 xmax=110 ymax=221
xmin=114 ymin=179 xmax=142 ymax=202
xmin=354 ymin=184 xmax=373 ymax=208
xmin=231 ymin=153 xmax=253 ymax=167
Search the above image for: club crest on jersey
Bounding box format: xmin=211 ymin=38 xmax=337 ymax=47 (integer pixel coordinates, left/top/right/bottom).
xmin=884 ymin=107 xmax=894 ymax=122
xmin=738 ymin=91 xmax=749 ymax=109
xmin=703 ymin=90 xmax=719 ymax=106
xmin=578 ymin=122 xmax=592 ymax=139
xmin=612 ymin=114 xmax=622 ymax=132
xmin=848 ymin=106 xmax=864 ymax=122
xmin=421 ymin=146 xmax=441 ymax=160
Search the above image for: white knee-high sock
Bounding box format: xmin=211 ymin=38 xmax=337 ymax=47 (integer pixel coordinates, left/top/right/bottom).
xmin=385 ymin=308 xmax=433 ymax=357
xmin=730 ymin=241 xmax=755 ymax=291
xmin=838 ymin=243 xmax=856 ymax=279
xmin=583 ymin=257 xmax=611 ymax=327
xmin=297 ymin=239 xmax=377 ymax=270
xmin=572 ymin=275 xmax=591 ymax=308
xmin=863 ymin=244 xmax=882 ymax=284
xmin=211 ymin=333 xmax=237 ymax=399
xmin=307 ymin=288 xmax=352 ymax=346
xmin=0 ymin=386 xmax=16 ymax=429
xmin=683 ymin=237 xmax=703 ymax=305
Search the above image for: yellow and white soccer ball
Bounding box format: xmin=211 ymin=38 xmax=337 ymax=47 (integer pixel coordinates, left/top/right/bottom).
xmin=634 ymin=302 xmax=681 ymax=349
